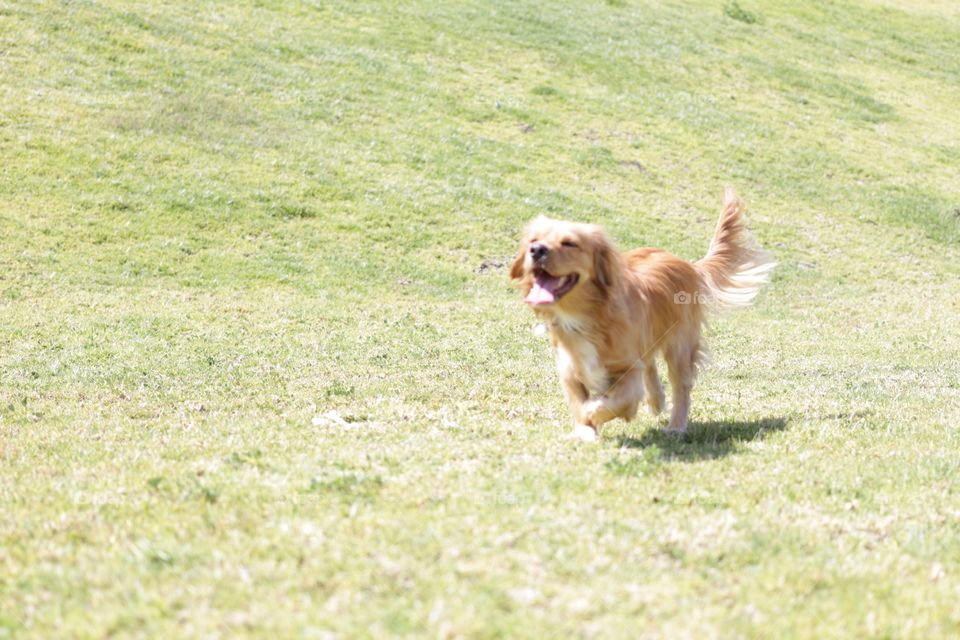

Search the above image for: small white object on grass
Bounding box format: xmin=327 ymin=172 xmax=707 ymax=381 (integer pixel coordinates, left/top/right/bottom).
xmin=533 ymin=323 xmax=548 ymax=337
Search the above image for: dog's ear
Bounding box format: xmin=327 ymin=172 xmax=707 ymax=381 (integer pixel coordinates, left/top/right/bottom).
xmin=590 ymin=228 xmax=620 ymax=295
xmin=510 ymin=224 xmax=532 ymax=280
xmin=509 ymin=245 xmax=525 ymax=280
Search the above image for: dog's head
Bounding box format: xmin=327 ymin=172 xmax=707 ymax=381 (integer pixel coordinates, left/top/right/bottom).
xmin=510 ymin=216 xmax=620 ymax=308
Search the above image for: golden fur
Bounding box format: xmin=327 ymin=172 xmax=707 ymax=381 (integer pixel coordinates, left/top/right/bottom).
xmin=511 ymin=189 xmax=774 ymax=440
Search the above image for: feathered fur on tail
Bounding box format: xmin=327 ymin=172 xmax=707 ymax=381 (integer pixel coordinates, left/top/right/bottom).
xmin=695 ymin=188 xmax=775 ymax=309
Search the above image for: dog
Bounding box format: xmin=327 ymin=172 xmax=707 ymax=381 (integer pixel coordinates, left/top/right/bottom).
xmin=510 ymin=189 xmax=774 ymax=441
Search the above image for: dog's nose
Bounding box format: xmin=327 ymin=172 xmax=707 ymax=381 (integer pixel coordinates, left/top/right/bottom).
xmin=529 ymin=242 xmax=548 ymax=262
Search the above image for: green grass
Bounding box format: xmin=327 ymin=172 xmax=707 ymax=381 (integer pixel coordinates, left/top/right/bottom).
xmin=2 ymin=0 xmax=960 ymax=637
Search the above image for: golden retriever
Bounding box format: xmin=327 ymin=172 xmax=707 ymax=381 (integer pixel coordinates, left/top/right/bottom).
xmin=511 ymin=189 xmax=774 ymax=441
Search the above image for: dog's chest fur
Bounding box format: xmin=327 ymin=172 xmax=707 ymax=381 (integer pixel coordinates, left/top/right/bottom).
xmin=551 ymin=315 xmax=608 ymax=394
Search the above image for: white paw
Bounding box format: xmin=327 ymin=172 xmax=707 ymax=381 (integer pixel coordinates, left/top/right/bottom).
xmin=565 ymin=423 xmax=598 ymax=443
xmin=582 ymin=398 xmax=616 ymax=427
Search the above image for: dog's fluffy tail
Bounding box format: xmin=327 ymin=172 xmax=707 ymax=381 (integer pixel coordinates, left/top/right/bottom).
xmin=694 ymin=188 xmax=775 ymax=309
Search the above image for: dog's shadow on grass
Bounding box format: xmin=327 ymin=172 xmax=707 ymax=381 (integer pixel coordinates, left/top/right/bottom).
xmin=615 ymin=416 xmax=789 ymax=461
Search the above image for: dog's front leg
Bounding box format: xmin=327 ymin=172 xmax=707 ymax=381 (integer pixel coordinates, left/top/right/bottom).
xmin=554 ymin=350 xmax=597 ymax=442
xmin=581 ymin=368 xmax=645 ymax=431
xmin=559 ymin=370 xmax=597 ymax=442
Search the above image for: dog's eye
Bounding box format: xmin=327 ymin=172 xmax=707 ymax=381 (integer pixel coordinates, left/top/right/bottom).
xmin=561 ymin=240 xmax=577 ymax=248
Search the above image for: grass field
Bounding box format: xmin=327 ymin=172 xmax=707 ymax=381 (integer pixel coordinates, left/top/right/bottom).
xmin=2 ymin=0 xmax=960 ymax=637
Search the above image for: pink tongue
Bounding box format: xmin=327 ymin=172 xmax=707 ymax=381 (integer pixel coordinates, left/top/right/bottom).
xmin=524 ymin=274 xmax=564 ymax=305
xmin=525 ymin=282 xmax=556 ymax=305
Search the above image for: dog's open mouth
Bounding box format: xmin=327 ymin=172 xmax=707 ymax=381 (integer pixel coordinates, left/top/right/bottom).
xmin=524 ymin=269 xmax=579 ymax=305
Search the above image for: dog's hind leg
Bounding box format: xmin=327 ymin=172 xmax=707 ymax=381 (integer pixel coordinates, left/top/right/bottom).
xmin=665 ymin=343 xmax=697 ymax=432
xmin=643 ymin=359 xmax=665 ymax=416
